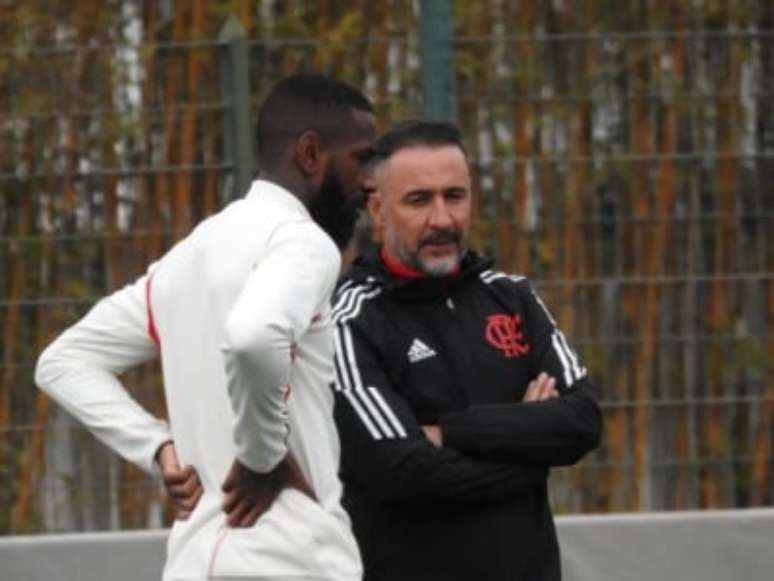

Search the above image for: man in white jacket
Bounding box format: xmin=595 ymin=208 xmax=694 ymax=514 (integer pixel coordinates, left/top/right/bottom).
xmin=35 ymin=74 xmax=377 ymax=581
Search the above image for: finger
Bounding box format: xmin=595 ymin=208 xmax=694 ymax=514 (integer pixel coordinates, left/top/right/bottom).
xmin=536 ymin=372 xmax=553 ymax=389
xmin=225 ymin=497 xmax=252 ymax=528
xmin=190 ymin=480 xmax=204 ymax=500
xmin=186 ymin=483 xmax=204 ymax=509
xmin=221 ymin=464 xmax=237 ymax=493
xmin=538 ymin=383 xmax=556 ymax=401
xmin=174 ymin=499 xmax=197 ymax=514
xmin=535 ymin=380 xmax=553 ymax=401
xmin=231 ymin=494 xmax=270 ymax=528
xmin=175 ymin=484 xmax=203 ymax=512
xmin=166 ymin=475 xmax=200 ymax=500
xmin=166 ymin=470 xmax=196 ymax=492
xmin=287 ymin=469 xmax=316 ymax=499
xmin=534 ymin=373 xmax=559 ymax=400
xmin=163 ymin=464 xmax=196 ymax=486
xmin=222 ymin=488 xmax=242 ymax=515
xmin=239 ymin=498 xmax=271 ymax=528
xmin=546 ymin=377 xmax=559 ymax=398
xmin=181 ymin=469 xmax=202 ymax=496
xmin=285 ymin=454 xmax=316 ymax=499
xmin=541 ymin=376 xmax=558 ymax=398
xmin=523 ymin=379 xmax=541 ymax=402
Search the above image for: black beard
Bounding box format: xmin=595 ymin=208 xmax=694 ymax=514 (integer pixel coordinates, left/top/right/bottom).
xmin=308 ymin=167 xmax=361 ymax=251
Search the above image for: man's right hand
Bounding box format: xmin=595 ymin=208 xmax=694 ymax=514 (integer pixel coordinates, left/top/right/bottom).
xmin=522 ymin=372 xmax=559 ymax=402
xmin=155 ymin=441 xmax=203 ymax=520
xmin=221 ymin=454 xmax=315 ymax=528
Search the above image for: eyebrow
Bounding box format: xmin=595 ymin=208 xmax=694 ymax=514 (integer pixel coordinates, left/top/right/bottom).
xmin=402 ymin=188 xmax=434 ymax=198
xmin=356 ymin=147 xmax=376 ymax=162
xmin=404 ymin=186 xmax=467 ymax=195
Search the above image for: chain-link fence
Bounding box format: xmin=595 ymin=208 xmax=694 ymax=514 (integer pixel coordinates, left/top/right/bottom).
xmin=1 ymin=1 xmax=771 ymax=534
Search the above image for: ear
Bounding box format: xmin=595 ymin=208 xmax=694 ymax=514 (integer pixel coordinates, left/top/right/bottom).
xmin=368 ymin=190 xmax=385 ymax=242
xmin=294 ymin=129 xmax=328 ymax=177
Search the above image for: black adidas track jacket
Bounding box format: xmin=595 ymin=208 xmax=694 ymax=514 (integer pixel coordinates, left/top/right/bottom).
xmin=331 ymin=251 xmax=602 ymax=581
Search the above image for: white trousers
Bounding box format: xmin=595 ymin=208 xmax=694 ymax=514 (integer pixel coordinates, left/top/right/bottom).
xmin=164 ymin=490 xmax=362 ymax=581
xmin=209 ymin=577 xmax=332 ymax=581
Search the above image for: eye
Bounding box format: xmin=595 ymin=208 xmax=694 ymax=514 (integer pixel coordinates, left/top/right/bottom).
xmin=354 ymin=149 xmax=375 ymax=166
xmin=405 ymin=192 xmax=430 ymax=206
xmin=445 ymin=189 xmax=468 ymax=202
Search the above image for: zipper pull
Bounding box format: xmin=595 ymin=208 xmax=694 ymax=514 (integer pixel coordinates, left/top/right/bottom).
xmin=446 ymin=297 xmax=455 ymax=310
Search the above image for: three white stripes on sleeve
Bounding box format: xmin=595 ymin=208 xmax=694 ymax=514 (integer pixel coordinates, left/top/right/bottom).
xmin=527 ymin=285 xmax=587 ymax=387
xmin=332 ymin=285 xmax=407 ymax=440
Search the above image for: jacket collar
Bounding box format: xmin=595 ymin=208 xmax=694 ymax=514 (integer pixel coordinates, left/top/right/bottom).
xmin=245 ymin=179 xmax=310 ymax=218
xmin=380 ymin=246 xmax=428 ymax=280
xmin=346 ymin=247 xmax=493 ymax=300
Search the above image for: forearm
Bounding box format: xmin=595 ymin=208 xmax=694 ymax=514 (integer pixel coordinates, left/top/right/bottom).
xmin=440 ymin=383 xmax=602 ymax=466
xmin=338 ymin=409 xmax=546 ymax=505
xmin=221 ymin=331 xmax=291 ymax=474
xmin=222 ymin=223 xmax=339 ymax=474
xmin=374 ymin=448 xmax=545 ymax=506
xmin=34 ymin=279 xmax=172 ymax=474
xmin=36 ymin=340 xmax=171 ymax=474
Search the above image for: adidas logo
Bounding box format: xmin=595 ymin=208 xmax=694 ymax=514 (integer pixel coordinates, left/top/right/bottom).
xmin=407 ymin=338 xmax=437 ymax=363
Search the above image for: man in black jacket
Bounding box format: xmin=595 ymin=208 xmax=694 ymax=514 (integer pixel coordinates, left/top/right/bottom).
xmin=331 ymin=120 xmax=602 ymax=580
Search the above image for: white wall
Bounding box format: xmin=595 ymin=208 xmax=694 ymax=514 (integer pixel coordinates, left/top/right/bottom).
xmin=1 ymin=509 xmax=771 ymax=581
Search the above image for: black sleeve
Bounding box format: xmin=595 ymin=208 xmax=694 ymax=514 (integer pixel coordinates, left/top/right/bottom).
xmin=333 ymin=311 xmax=547 ymax=506
xmin=439 ymin=281 xmax=602 ymax=467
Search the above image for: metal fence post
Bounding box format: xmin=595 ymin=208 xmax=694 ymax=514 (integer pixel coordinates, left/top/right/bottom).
xmin=219 ymin=15 xmax=255 ymax=202
xmin=419 ymin=0 xmax=456 ymax=121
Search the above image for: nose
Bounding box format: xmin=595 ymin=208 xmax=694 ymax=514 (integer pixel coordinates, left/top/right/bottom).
xmin=361 ymin=176 xmax=376 ymax=198
xmin=428 ymin=196 xmax=454 ymax=229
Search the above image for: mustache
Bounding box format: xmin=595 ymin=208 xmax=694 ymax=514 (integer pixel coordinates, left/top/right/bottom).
xmin=419 ymin=230 xmax=462 ymax=247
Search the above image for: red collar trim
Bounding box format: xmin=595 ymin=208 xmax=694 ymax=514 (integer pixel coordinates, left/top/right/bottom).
xmin=380 ymin=246 xmax=426 ymax=279
xmin=379 ymin=246 xmax=462 ymax=279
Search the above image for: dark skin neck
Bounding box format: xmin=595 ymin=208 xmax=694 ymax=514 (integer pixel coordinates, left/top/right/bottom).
xmin=257 ymin=168 xmax=315 ymax=208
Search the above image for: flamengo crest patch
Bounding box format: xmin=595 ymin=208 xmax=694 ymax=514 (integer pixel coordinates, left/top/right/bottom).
xmin=485 ymin=314 xmax=530 ymax=358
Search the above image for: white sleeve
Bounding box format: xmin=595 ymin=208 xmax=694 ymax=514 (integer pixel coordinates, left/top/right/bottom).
xmin=34 ymin=272 xmax=172 ymax=474
xmin=221 ymin=221 xmax=340 ymax=474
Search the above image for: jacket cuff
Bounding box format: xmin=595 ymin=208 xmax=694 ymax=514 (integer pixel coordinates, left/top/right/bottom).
xmin=235 ymin=432 xmax=287 ymax=474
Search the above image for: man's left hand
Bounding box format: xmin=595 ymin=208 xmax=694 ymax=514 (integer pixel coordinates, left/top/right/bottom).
xmin=523 ymin=372 xmax=559 ymax=402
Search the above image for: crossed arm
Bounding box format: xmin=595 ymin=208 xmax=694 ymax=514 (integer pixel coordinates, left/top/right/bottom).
xmin=421 ymin=371 xmax=561 ymax=446
xmin=332 ymin=323 xmax=562 ymax=507
xmin=431 ymin=286 xmax=603 ymax=467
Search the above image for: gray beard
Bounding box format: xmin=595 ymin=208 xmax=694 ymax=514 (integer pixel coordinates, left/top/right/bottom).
xmin=387 ymin=228 xmax=462 ymax=277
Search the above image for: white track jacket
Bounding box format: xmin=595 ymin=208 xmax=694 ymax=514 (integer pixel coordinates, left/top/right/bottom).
xmin=35 ymin=180 xmax=363 ymax=580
